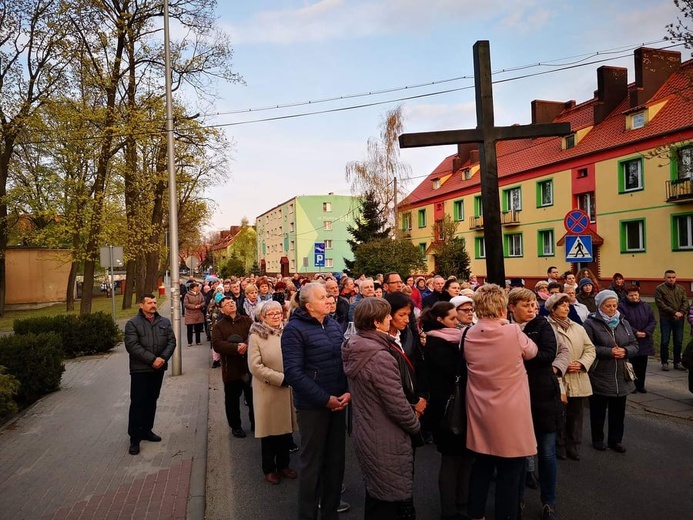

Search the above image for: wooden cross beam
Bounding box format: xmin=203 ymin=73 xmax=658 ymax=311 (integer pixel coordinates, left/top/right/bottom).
xmin=399 ymin=40 xmax=572 ymax=286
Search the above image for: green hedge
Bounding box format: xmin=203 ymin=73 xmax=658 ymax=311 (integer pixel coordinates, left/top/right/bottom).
xmin=0 ymin=366 xmax=20 ymax=420
xmin=0 ymin=333 xmax=65 ymax=404
xmin=13 ymin=312 xmax=122 ymax=358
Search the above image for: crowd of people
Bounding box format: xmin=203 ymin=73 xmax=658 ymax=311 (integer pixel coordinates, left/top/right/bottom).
xmin=171 ymin=267 xmax=692 ymax=520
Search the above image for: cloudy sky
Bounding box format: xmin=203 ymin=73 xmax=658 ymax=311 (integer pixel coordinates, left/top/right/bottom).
xmin=198 ymin=0 xmax=685 ymax=231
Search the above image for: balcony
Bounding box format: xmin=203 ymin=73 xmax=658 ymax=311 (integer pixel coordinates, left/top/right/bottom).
xmin=666 ymin=178 xmax=693 ymax=203
xmin=469 ymin=216 xmax=483 ymax=230
xmin=402 ymin=229 xmax=412 ymax=238
xmin=501 ymin=210 xmax=521 ymax=226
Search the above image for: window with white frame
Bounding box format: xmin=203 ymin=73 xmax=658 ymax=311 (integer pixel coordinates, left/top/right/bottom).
xmin=537 ymin=180 xmax=553 ymax=207
xmin=504 ymin=187 xmax=522 ymax=212
xmin=676 ymin=146 xmax=693 ymax=180
xmin=673 ymin=214 xmax=693 ymax=250
xmin=324 ymin=220 xmax=332 ymax=231
xmin=324 ymin=239 xmax=333 ymax=249
xmin=290 ymin=222 xmax=295 ymax=232
xmin=505 ymin=234 xmax=523 ymax=257
xmin=621 ymin=220 xmax=645 ymax=252
xmin=290 ymin=240 xmax=295 ymax=251
xmin=631 ymin=112 xmax=645 ymax=129
xmin=402 ymin=212 xmax=412 ymax=230
xmin=325 ymin=258 xmax=334 ymax=268
xmin=475 ymin=237 xmax=486 ymax=259
xmin=577 ymin=192 xmax=596 ymax=223
xmin=323 ymin=202 xmax=332 ymax=212
xmin=453 ymin=200 xmax=464 ymax=221
xmin=621 ymin=158 xmax=643 ymax=192
xmin=538 ymin=230 xmax=554 ymax=257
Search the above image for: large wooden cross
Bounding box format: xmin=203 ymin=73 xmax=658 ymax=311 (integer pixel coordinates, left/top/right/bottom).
xmin=399 ymin=40 xmax=572 ymax=285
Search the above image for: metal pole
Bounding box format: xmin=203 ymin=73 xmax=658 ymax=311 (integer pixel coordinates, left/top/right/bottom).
xmin=393 ymin=176 xmax=398 ymax=238
xmin=109 ymin=245 xmax=116 ymax=322
xmin=164 ymin=0 xmax=181 ymax=376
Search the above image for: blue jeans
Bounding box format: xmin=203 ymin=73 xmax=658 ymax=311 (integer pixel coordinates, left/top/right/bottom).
xmin=660 ymin=317 xmax=684 ymax=365
xmin=519 ymin=431 xmax=557 ymax=507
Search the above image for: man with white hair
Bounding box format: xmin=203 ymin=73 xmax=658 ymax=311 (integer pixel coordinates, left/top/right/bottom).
xmin=348 ymin=278 xmax=375 ymax=322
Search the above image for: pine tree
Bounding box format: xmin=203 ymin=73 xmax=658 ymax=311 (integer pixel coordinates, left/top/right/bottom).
xmin=344 ymin=191 xmax=391 ymax=273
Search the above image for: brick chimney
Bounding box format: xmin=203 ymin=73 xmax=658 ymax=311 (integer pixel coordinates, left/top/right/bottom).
xmin=629 ymin=47 xmax=681 ymax=108
xmin=532 ymin=100 xmax=570 ymax=124
xmin=593 ymin=66 xmax=628 ymax=125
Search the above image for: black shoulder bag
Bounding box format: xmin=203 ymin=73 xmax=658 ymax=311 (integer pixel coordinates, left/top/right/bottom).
xmin=441 ymin=327 xmax=470 ymax=436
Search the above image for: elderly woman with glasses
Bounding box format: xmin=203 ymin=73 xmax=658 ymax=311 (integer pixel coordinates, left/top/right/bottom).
xmin=248 ymin=301 xmax=298 ymax=485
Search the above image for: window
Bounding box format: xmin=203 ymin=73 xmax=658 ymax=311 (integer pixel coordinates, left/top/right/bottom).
xmin=538 ymin=229 xmax=555 ymax=257
xmin=325 ymin=258 xmax=334 ymax=268
xmin=577 ymin=168 xmax=588 ymax=178
xmin=323 ymin=202 xmax=332 ymax=212
xmin=619 ymin=158 xmax=643 ymax=192
xmin=290 ymin=240 xmax=295 ymax=251
xmin=577 ymin=192 xmax=596 ymax=223
xmin=503 ymin=187 xmax=522 ymax=212
xmin=620 ymin=219 xmax=645 ymax=253
xmin=674 ymin=145 xmax=693 ymax=180
xmin=290 ymin=222 xmax=294 ymax=232
xmin=672 ymin=214 xmax=693 ymax=250
xmin=418 ymin=209 xmax=427 ymax=228
xmin=475 ymin=237 xmax=486 ymax=259
xmin=453 ymin=200 xmax=464 ymax=221
xmin=402 ymin=212 xmax=412 ymax=231
xmin=504 ymin=233 xmax=523 ymax=257
xmin=418 ymin=242 xmax=427 ymax=256
xmin=565 ymin=134 xmax=576 ymax=149
xmin=474 ymin=196 xmax=483 ymax=217
xmin=537 ymin=180 xmax=553 ymax=207
xmin=324 ymin=239 xmax=333 ymax=249
xmin=462 ymin=168 xmax=471 ymax=180
xmin=289 ymin=203 xmax=294 ymax=214
xmin=432 ymin=179 xmax=441 ymax=190
xmin=324 ymin=220 xmax=332 ymax=231
xmin=631 ymin=112 xmax=645 ymax=129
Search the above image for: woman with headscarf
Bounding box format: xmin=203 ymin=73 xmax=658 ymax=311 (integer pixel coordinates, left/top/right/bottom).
xmin=577 ymin=278 xmax=597 ymax=313
xmin=584 ymin=290 xmax=639 ymax=453
xmin=618 ymin=285 xmax=656 ymax=393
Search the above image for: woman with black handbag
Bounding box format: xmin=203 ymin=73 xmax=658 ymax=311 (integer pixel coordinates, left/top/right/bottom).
xmin=421 ymin=301 xmax=473 ymax=520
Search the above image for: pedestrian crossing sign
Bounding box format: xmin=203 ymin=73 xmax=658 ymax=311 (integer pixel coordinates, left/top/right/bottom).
xmin=565 ymin=235 xmax=593 ymax=262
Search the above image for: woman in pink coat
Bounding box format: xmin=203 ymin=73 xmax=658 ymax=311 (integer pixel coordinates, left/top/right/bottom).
xmin=465 ymin=284 xmax=538 ymax=520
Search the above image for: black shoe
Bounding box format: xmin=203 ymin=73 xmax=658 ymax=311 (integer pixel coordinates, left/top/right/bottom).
xmin=232 ymin=428 xmax=246 ymax=438
xmin=211 ymin=360 xmax=221 ymax=368
xmin=638 ymin=387 xmax=648 ymax=393
xmin=541 ymin=504 xmax=558 ymax=520
xmin=129 ymin=441 xmax=140 ymax=455
xmin=556 ymin=446 xmax=567 ymax=460
xmin=609 ymin=443 xmax=626 ymax=453
xmin=674 ymin=363 xmax=687 ymax=371
xmin=566 ymin=448 xmax=581 ymax=461
xmin=144 ymin=431 xmax=162 ymax=442
xmin=593 ymin=441 xmax=606 ymax=451
xmin=289 ymin=442 xmax=299 ymax=453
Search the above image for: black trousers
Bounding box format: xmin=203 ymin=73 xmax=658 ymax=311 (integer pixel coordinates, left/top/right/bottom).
xmin=223 ymin=379 xmax=254 ymax=430
xmin=631 ymin=355 xmax=649 ymax=390
xmin=557 ymin=396 xmax=586 ymax=453
xmin=296 ymin=408 xmax=346 ymax=520
xmin=186 ymin=323 xmax=203 ymax=345
xmin=261 ymin=433 xmax=291 ymax=474
xmin=439 ymin=451 xmax=473 ymax=517
xmin=364 ymin=491 xmax=416 ymax=520
xmin=589 ymin=394 xmax=627 ymax=445
xmin=128 ymin=371 xmax=165 ymax=442
xmin=468 ymin=452 xmax=525 ymax=520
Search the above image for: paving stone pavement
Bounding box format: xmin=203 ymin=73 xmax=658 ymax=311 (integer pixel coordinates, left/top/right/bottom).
xmin=0 ymin=301 xmax=209 ymax=520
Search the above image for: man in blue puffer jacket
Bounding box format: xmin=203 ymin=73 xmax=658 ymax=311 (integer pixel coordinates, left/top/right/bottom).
xmin=281 ymin=283 xmax=350 ymax=520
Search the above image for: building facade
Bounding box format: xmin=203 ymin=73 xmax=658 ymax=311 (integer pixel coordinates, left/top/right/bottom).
xmin=399 ymin=47 xmax=693 ymax=294
xmin=255 ymin=194 xmax=359 ymax=276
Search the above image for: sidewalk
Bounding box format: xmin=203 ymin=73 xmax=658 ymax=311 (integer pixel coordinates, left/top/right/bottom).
xmin=0 ymin=300 xmax=210 ymax=520
xmin=627 ymin=357 xmax=693 ymax=419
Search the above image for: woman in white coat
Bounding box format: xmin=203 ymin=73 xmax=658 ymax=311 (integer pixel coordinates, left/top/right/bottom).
xmin=248 ymin=301 xmax=298 ymax=485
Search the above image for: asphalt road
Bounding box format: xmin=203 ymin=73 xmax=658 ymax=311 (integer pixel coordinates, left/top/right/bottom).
xmin=206 ymin=382 xmax=693 ymax=520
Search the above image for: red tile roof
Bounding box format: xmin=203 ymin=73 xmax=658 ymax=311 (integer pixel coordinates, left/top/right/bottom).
xmin=400 ymin=58 xmax=693 ymax=209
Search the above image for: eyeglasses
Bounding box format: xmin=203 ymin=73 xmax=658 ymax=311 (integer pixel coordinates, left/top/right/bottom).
xmin=458 ymin=307 xmax=474 ymax=313
xmin=265 ymin=312 xmax=283 ymax=317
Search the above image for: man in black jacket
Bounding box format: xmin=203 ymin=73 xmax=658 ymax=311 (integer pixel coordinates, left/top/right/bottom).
xmin=124 ymin=294 xmax=177 ymax=455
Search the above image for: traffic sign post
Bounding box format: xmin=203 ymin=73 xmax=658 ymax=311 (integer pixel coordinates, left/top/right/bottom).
xmin=564 ymin=209 xmax=590 ymax=235
xmin=565 ymin=235 xmax=593 ymax=262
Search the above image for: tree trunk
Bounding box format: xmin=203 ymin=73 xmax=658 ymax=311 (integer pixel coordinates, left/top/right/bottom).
xmin=65 ymin=261 xmax=79 ymax=311
xmin=122 ymin=258 xmax=136 ymax=309
xmin=0 ymin=135 xmax=16 ymax=317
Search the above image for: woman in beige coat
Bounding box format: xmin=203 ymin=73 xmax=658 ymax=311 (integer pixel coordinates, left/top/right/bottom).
xmin=546 ymin=293 xmax=596 ymax=461
xmin=248 ymin=301 xmax=298 ymax=485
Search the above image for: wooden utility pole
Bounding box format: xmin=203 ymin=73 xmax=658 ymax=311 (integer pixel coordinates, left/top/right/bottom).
xmin=399 ymin=41 xmax=572 ymax=285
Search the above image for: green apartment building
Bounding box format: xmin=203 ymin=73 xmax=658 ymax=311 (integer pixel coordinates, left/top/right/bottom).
xmin=255 ymin=194 xmax=360 ymax=276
